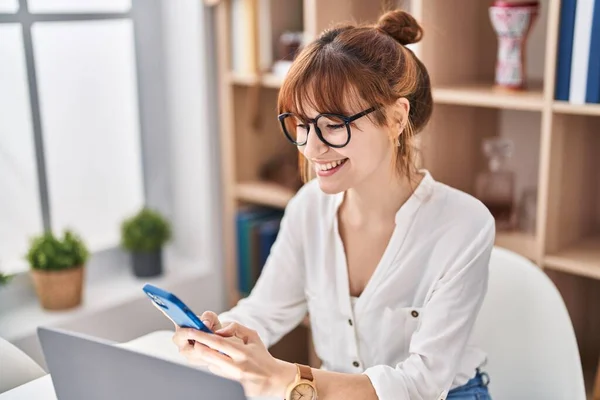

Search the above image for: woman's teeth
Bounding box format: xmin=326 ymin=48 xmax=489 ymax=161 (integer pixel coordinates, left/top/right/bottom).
xmin=315 ymin=159 xmax=347 ymax=171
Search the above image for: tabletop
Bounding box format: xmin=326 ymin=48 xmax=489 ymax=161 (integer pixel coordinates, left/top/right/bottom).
xmin=0 ymin=330 xmax=277 ymax=400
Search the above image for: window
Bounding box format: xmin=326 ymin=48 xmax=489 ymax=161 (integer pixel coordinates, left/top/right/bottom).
xmin=0 ymin=1 xmax=144 ymax=273
xmin=0 ymin=0 xmax=18 ymax=13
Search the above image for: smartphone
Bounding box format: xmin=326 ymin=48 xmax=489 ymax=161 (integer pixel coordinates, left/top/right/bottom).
xmin=142 ymin=283 xmax=213 ymax=334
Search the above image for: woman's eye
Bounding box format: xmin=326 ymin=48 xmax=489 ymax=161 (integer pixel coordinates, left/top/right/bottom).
xmin=327 ymin=124 xmax=344 ymax=130
xmin=296 ymin=124 xmax=308 ymax=129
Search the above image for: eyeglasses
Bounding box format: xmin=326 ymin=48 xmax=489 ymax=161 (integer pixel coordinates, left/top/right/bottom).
xmin=278 ymin=106 xmax=378 ymax=148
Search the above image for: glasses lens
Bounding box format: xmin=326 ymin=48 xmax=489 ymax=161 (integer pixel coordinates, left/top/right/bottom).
xmin=281 ymin=114 xmax=308 ymax=144
xmin=317 ymin=114 xmax=349 ymax=147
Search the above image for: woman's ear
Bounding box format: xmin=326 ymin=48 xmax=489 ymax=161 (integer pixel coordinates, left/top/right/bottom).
xmin=394 ymin=97 xmax=410 ymax=136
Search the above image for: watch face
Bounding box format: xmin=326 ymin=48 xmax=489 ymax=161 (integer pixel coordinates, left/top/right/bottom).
xmin=291 ymin=382 xmax=316 ymax=400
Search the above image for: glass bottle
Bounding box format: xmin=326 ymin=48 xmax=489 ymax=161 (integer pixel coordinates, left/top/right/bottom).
xmin=475 ymin=137 xmax=516 ymax=230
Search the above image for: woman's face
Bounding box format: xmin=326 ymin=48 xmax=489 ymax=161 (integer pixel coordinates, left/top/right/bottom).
xmin=298 ymin=104 xmax=397 ymax=195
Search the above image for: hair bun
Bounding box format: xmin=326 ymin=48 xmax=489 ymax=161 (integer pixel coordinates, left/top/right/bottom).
xmin=377 ymin=10 xmax=423 ymax=46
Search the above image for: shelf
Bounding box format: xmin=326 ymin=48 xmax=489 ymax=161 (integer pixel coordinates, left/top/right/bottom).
xmin=495 ymin=231 xmax=538 ymax=261
xmin=553 ymin=101 xmax=600 ymax=117
xmin=544 ymin=236 xmax=600 ymax=280
xmin=235 ymin=181 xmax=295 ymax=209
xmin=229 ymin=72 xmax=283 ymax=89
xmin=432 ymin=83 xmax=545 ymax=111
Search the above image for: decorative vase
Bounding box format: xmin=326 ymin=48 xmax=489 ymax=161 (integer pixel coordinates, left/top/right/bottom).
xmin=475 ymin=137 xmax=516 ymax=231
xmin=489 ymin=1 xmax=540 ymax=90
xmin=30 ymin=266 xmax=84 ymax=310
xmin=131 ymin=249 xmax=163 ymax=278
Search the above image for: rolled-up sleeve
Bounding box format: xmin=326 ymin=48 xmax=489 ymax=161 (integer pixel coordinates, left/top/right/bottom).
xmin=218 ymin=194 xmax=307 ymax=348
xmin=363 ymin=218 xmax=495 ymax=400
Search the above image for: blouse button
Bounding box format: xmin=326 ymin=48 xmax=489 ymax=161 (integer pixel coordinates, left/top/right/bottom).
xmin=411 ymin=310 xmax=419 ymax=318
xmin=352 ymin=361 xmax=360 ymax=368
xmin=348 ymin=319 xmax=353 ymax=326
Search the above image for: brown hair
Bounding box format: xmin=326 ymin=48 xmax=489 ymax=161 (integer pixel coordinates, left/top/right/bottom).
xmin=277 ymin=9 xmax=433 ymax=183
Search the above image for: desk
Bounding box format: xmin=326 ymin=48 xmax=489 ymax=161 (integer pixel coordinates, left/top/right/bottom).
xmin=0 ymin=330 xmax=277 ymax=400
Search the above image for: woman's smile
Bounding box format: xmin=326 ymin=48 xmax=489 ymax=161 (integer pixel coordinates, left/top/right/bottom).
xmin=313 ymin=158 xmax=348 ymax=177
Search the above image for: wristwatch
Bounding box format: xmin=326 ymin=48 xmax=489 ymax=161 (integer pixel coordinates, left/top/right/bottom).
xmin=284 ymin=363 xmax=317 ymax=400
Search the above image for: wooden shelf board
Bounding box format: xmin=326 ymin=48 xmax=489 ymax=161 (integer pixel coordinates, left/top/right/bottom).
xmin=553 ymin=101 xmax=600 ymax=117
xmin=544 ymin=236 xmax=600 ymax=280
xmin=235 ymin=181 xmax=295 ymax=209
xmin=495 ymin=231 xmax=538 ymax=261
xmin=229 ymin=72 xmax=283 ymax=89
xmin=432 ymin=83 xmax=544 ymax=111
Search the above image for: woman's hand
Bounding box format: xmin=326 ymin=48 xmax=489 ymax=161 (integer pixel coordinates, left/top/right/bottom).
xmin=172 ymin=311 xmax=230 ymax=366
xmin=176 ymin=322 xmax=297 ymax=397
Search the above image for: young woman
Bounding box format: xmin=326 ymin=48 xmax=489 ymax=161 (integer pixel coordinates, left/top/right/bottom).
xmin=173 ymin=9 xmax=494 ymax=400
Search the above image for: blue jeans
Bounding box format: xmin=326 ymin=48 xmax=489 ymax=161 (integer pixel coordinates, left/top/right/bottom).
xmin=447 ymin=370 xmax=491 ymax=400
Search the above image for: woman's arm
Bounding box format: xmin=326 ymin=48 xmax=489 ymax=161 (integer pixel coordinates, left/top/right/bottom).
xmin=308 ymin=367 xmax=378 ymax=399
xmin=177 ymin=323 xmax=379 ymax=399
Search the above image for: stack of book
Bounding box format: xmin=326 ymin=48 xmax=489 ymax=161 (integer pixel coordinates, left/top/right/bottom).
xmin=236 ymin=206 xmax=284 ymax=296
xmin=555 ymin=0 xmax=600 ymax=103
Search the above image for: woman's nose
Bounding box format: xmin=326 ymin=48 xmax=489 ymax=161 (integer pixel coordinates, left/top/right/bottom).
xmin=302 ymin=126 xmax=328 ymax=159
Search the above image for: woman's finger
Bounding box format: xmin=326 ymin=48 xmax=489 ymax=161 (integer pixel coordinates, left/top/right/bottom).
xmin=199 ymin=311 xmax=222 ymax=331
xmin=216 ymin=322 xmax=260 ymax=344
xmin=189 ymin=340 xmax=240 ymax=376
xmin=181 ymin=329 xmax=246 ymax=360
xmin=172 ymin=327 xmax=191 ymax=349
xmin=179 ymin=342 xmax=195 ymax=358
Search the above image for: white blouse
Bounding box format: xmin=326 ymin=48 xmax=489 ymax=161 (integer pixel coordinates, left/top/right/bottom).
xmin=218 ymin=170 xmax=496 ymax=400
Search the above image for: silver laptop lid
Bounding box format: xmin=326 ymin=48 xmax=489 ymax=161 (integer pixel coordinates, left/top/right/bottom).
xmin=38 ymin=326 xmax=246 ymax=400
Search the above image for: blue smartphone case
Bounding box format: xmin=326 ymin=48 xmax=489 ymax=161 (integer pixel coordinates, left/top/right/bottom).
xmin=142 ymin=284 xmax=213 ymax=333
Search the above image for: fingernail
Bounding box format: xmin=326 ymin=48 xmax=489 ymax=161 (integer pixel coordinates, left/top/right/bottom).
xmin=202 ymin=320 xmax=212 ymax=329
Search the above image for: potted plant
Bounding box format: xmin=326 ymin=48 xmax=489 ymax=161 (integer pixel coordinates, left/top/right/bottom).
xmin=0 ymin=272 xmax=14 ymax=287
xmin=120 ymin=207 xmax=171 ymax=278
xmin=26 ymin=230 xmax=89 ymax=310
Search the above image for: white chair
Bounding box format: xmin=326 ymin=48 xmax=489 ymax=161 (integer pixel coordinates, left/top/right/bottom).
xmin=471 ymin=246 xmax=586 ymax=400
xmin=0 ymin=336 xmax=46 ymax=393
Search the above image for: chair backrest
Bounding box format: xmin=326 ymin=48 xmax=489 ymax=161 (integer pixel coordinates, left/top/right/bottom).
xmin=0 ymin=336 xmax=46 ymax=393
xmin=470 ymin=246 xmax=586 ymax=400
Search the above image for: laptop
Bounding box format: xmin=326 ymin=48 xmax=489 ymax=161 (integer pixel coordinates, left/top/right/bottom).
xmin=38 ymin=326 xmax=247 ymax=400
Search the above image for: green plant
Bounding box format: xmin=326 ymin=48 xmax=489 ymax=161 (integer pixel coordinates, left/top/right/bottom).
xmin=120 ymin=208 xmax=172 ymax=253
xmin=26 ymin=230 xmax=89 ymax=271
xmin=0 ymin=272 xmax=14 ymax=286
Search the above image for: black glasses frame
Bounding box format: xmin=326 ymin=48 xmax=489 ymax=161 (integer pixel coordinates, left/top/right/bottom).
xmin=278 ymin=106 xmax=378 ymax=148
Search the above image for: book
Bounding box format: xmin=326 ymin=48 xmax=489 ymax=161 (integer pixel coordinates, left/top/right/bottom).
xmin=585 ymin=0 xmax=600 ymax=103
xmin=235 ymin=207 xmax=282 ymax=296
xmin=249 ymin=213 xmax=281 ymax=287
xmin=257 ymin=218 xmax=281 ymax=273
xmin=569 ymin=0 xmax=596 ymax=104
xmin=555 ymin=0 xmax=578 ymax=100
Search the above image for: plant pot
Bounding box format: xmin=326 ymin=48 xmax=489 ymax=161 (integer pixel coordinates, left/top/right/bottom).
xmin=30 ymin=266 xmax=84 ymax=310
xmin=131 ymin=249 xmax=163 ymax=278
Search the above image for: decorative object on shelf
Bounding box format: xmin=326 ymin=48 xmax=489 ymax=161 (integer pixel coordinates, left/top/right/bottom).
xmin=475 ymin=137 xmax=516 ymax=230
xmin=121 ymin=208 xmax=172 ymax=278
xmin=518 ymin=187 xmax=538 ymax=234
xmin=489 ymin=1 xmax=540 ymax=90
xmin=26 ymin=230 xmax=89 ymax=310
xmin=259 ymin=153 xmax=303 ymax=192
xmin=272 ymin=31 xmax=304 ymax=78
